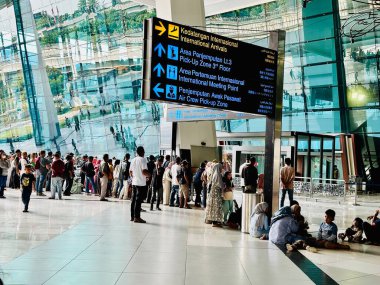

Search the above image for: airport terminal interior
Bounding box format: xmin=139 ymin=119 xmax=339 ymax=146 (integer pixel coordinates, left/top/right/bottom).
xmin=0 ymin=0 xmax=380 ymax=284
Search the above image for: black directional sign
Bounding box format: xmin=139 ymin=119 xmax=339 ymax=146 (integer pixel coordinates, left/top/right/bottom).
xmin=142 ymin=17 xmax=278 ymax=117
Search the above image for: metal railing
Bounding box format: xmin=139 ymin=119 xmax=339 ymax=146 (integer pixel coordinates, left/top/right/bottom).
xmin=293 ymin=176 xmax=380 ymax=205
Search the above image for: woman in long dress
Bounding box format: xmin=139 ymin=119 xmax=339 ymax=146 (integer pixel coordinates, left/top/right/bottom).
xmin=205 ymin=163 xmax=224 ymax=227
xmin=162 ymin=162 xmax=173 ymax=205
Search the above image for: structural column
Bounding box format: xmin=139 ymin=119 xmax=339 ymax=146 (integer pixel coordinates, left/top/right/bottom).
xmin=264 ymin=30 xmax=286 ymax=215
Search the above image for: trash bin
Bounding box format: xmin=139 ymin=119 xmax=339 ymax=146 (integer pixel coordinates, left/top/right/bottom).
xmin=241 ymin=192 xmax=262 ymax=233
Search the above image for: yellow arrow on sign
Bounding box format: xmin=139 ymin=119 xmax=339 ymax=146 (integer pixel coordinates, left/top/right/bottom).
xmin=155 ymin=21 xmax=166 ymax=36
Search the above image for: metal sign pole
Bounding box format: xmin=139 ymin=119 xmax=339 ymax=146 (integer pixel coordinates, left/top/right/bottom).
xmin=264 ymin=30 xmax=286 ymax=215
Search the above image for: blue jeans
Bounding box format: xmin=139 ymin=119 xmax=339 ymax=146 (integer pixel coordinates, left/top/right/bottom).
xmin=280 ymin=188 xmax=294 ymax=207
xmin=169 ymin=185 xmax=179 ymax=206
xmin=0 ymin=175 xmax=7 ymax=196
xmin=85 ymin=176 xmax=97 ymax=193
xmin=36 ymin=174 xmax=46 ymax=193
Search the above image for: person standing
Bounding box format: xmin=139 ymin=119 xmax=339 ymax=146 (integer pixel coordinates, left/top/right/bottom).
xmin=20 ymin=152 xmax=29 ymax=175
xmin=242 ymin=157 xmax=258 ymax=193
xmin=35 ymin=150 xmax=49 ymax=196
xmin=49 ymin=152 xmax=65 ymax=200
xmin=146 ymin=155 xmax=156 ymax=203
xmin=20 ymin=164 xmax=36 ymax=212
xmin=79 ymin=154 xmax=89 ymax=188
xmin=239 ymin=157 xmax=250 ymax=192
xmin=63 ymin=155 xmax=74 ymax=196
xmin=99 ymin=154 xmax=110 ymax=201
xmin=162 ymin=162 xmax=173 ymax=205
xmin=150 ymin=156 xmax=165 ymax=211
xmin=179 ymin=160 xmax=192 ymax=209
xmin=84 ymin=156 xmax=97 ymax=194
xmin=120 ymin=153 xmax=131 ymax=200
xmin=45 ymin=151 xmax=53 ymax=192
xmin=169 ymin=157 xmax=181 ymax=207
xmin=205 ymin=163 xmax=224 ymax=227
xmin=0 ymin=153 xmax=10 ymax=198
xmin=193 ymin=162 xmax=206 ymax=207
xmin=163 ymin=155 xmax=171 ymax=169
xmin=130 ymin=146 xmax=151 ymax=223
xmin=280 ymin=158 xmax=295 ymax=207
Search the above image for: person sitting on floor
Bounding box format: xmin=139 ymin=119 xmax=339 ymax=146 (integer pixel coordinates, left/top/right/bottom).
xmin=249 ymin=202 xmax=270 ymax=240
xmin=269 ymin=205 xmax=304 ymax=245
xmin=314 ymin=209 xmax=350 ymax=250
xmin=363 ymin=209 xmax=380 ymax=245
xmin=338 ymin=217 xmax=363 ymax=243
xmin=290 ymin=200 xmax=311 ymax=237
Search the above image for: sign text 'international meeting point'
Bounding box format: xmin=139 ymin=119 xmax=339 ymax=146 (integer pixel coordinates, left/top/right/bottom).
xmin=143 ymin=17 xmax=278 ymax=117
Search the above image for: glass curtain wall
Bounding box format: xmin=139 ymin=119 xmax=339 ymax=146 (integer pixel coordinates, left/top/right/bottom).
xmin=0 ymin=0 xmax=159 ymax=157
xmin=208 ymin=0 xmax=344 ymax=136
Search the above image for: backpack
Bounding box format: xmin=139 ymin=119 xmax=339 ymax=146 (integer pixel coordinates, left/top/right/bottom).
xmin=35 ymin=157 xmax=41 ymax=170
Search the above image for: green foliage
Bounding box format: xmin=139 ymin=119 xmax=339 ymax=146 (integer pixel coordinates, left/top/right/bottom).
xmin=46 ymin=67 xmax=64 ymax=96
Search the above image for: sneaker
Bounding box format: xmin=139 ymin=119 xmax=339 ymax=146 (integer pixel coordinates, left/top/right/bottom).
xmin=306 ymin=246 xmax=318 ymax=253
xmin=48 ymin=197 xmax=54 ymax=199
xmin=100 ymin=198 xmax=108 ymax=201
xmin=0 ymin=196 xmax=6 ymax=199
xmin=22 ymin=209 xmax=28 ymax=213
xmin=286 ymin=244 xmax=294 ymax=252
xmin=134 ymin=218 xmax=146 ymax=223
xmin=156 ymin=207 xmax=162 ymax=211
xmin=39 ymin=193 xmax=46 ymax=196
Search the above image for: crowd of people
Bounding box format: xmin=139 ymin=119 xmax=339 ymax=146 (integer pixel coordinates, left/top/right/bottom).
xmin=1 ymin=148 xmax=379 ymax=247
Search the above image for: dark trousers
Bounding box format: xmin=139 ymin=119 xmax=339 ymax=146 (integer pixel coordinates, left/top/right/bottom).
xmin=151 ymin=186 xmax=163 ymax=209
xmin=45 ymin=172 xmax=52 ymax=191
xmin=22 ymin=189 xmax=32 ymax=210
xmin=64 ymin=177 xmax=73 ymax=195
xmin=363 ymin=222 xmax=380 ymax=243
xmin=280 ymin=188 xmax=294 ymax=207
xmin=194 ymin=183 xmax=202 ymax=206
xmin=131 ymin=185 xmax=147 ymax=219
xmin=0 ymin=175 xmax=7 ymax=196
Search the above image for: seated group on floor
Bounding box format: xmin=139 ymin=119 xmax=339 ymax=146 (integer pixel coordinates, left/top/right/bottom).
xmin=249 ymin=200 xmax=380 ymax=252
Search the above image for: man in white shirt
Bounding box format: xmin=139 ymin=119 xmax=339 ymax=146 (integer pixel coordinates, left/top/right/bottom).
xmin=169 ymin=157 xmax=181 ymax=207
xmin=130 ymin=146 xmax=151 ymax=223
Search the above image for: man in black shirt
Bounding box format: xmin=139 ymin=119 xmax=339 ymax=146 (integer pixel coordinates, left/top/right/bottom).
xmin=150 ymin=157 xmax=165 ymax=211
xmin=21 ymin=165 xmax=36 ymax=212
xmin=242 ymin=157 xmax=258 ymax=193
xmin=84 ymin=156 xmax=97 ymax=194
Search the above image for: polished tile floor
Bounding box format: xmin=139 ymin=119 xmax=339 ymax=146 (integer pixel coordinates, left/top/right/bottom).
xmin=0 ymin=189 xmax=379 ymax=285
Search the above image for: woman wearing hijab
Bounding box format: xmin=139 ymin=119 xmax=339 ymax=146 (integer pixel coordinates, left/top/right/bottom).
xmin=249 ymin=202 xmax=270 ymax=239
xmin=205 ymin=162 xmax=224 ymax=227
xmin=162 ymin=162 xmax=173 ymax=205
xmin=269 ymin=205 xmax=303 ymax=245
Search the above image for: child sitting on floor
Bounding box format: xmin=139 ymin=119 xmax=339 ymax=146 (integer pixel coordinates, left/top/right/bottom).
xmin=287 ymin=209 xmax=350 ymax=252
xmin=338 ymin=217 xmax=363 ymax=243
xmin=315 ymin=209 xmax=350 ymax=250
